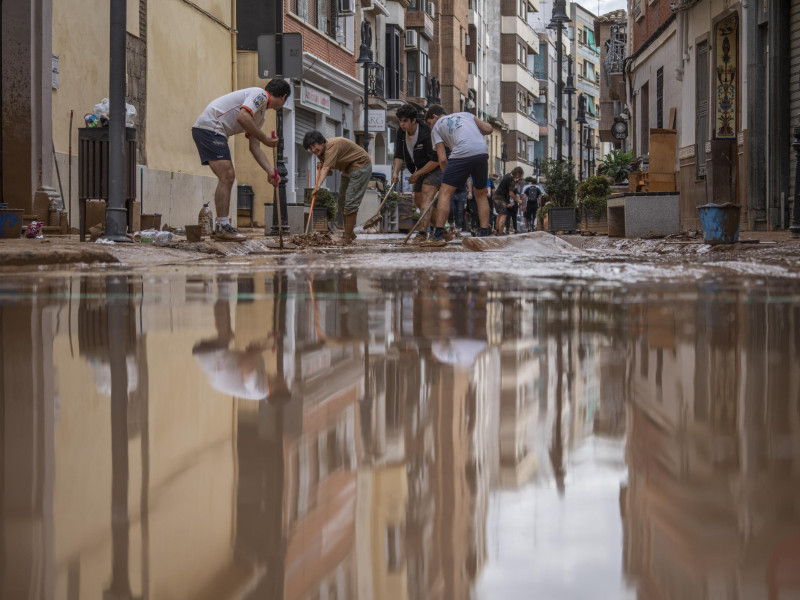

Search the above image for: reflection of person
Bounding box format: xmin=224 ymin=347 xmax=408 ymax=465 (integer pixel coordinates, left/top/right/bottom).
xmin=304 ymin=131 xmax=372 ymax=245
xmin=192 ymin=79 xmax=291 ymax=242
xmin=193 ymin=297 xmax=270 ymax=400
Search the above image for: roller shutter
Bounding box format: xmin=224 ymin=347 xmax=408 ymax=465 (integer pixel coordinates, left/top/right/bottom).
xmin=294 ymin=108 xmax=317 ymax=145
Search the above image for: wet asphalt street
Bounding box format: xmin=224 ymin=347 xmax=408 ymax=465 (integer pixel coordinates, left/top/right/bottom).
xmin=1 ymin=233 xmax=799 ymax=599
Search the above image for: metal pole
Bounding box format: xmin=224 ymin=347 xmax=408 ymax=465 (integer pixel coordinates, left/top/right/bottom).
xmin=567 ymin=92 xmax=573 ymax=164
xmin=363 ymin=63 xmax=370 ymax=152
xmin=271 ymin=13 xmax=289 ymax=235
xmin=579 ymin=121 xmax=584 ymax=182
xmin=555 ymin=23 xmax=564 ymax=161
xmin=104 ymin=0 xmax=131 ymax=242
xmin=791 ymin=117 xmax=800 ymax=238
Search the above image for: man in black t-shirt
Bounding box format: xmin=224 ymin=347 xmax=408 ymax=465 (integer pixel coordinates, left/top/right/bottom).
xmin=493 ymin=167 xmax=523 ymax=235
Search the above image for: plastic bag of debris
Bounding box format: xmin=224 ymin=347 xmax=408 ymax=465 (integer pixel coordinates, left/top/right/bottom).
xmin=93 ymin=98 xmax=137 ymax=127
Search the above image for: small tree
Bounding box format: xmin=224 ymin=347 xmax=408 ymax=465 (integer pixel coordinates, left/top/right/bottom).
xmin=540 ymin=158 xmax=577 ymax=208
xmin=577 ymin=175 xmax=612 ymax=218
xmin=597 ymin=149 xmax=633 ymax=183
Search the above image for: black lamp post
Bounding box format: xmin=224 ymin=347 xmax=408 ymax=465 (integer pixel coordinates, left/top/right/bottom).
xmin=356 ymin=21 xmax=374 ymax=152
xmin=271 ymin=4 xmax=289 ymax=236
xmin=575 ymin=94 xmax=587 ymax=182
xmin=501 ymin=142 xmax=508 ymax=175
xmin=791 ymin=116 xmax=800 ymax=238
xmin=564 ymin=56 xmax=576 ymax=166
xmin=548 ymin=1 xmax=570 ymax=162
xmin=426 ymin=75 xmax=441 ymax=108
xmin=584 ymin=127 xmax=592 ymax=179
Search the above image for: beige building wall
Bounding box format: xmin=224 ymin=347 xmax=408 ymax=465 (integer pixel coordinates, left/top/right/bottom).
xmin=51 ymin=0 xmax=235 ymax=231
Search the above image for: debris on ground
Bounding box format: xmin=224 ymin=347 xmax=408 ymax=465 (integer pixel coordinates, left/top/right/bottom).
xmin=462 ymin=231 xmax=587 ymax=255
xmin=288 ymin=231 xmax=335 ymax=248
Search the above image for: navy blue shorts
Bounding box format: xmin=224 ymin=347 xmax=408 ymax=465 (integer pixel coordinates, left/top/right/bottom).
xmin=442 ymin=154 xmax=489 ymax=190
xmin=192 ymin=127 xmax=231 ymax=165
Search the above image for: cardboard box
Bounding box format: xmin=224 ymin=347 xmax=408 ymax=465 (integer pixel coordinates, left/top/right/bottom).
xmin=646 ymin=172 xmax=676 ymax=193
xmin=85 ymin=200 xmax=106 ymax=229
xmin=649 ymin=129 xmax=677 ymax=173
xmin=130 ymin=201 xmax=141 ymax=232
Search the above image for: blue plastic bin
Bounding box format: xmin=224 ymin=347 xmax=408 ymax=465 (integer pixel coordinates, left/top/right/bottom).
xmin=697 ymin=203 xmax=741 ymax=244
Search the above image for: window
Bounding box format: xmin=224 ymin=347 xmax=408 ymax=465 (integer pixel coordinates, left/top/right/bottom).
xmin=385 ymin=25 xmax=402 ymax=99
xmin=696 ymin=41 xmax=709 ymax=178
xmin=405 ymin=49 xmax=429 ymax=97
xmin=656 ymin=67 xmax=664 ymax=128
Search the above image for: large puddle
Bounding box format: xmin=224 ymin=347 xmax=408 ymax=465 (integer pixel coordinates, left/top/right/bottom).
xmin=1 ymin=267 xmax=799 ymax=599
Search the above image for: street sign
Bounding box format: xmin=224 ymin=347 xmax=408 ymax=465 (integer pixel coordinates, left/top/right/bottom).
xmin=257 ymin=33 xmax=304 ymax=79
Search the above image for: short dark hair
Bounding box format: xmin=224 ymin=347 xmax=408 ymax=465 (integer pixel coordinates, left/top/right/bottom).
xmin=266 ymin=78 xmax=291 ymax=98
xmin=302 ymin=130 xmax=326 ymax=150
xmin=511 ymin=167 xmax=524 ymax=177
xmin=396 ymin=104 xmax=419 ymax=121
xmin=424 ymin=104 xmax=447 ymax=120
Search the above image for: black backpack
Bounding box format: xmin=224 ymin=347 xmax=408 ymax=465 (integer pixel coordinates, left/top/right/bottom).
xmin=526 ymin=185 xmax=541 ymax=208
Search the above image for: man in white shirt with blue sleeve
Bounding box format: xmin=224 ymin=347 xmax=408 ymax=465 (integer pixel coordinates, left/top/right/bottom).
xmin=192 ymin=79 xmax=290 ymax=241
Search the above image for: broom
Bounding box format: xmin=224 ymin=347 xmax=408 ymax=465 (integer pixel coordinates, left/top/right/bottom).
xmin=270 ymin=130 xmax=283 ymax=250
xmin=401 ymin=191 xmax=438 ymax=245
xmin=362 ymin=182 xmax=396 ymax=230
xmin=304 ymin=164 xmax=323 ymax=235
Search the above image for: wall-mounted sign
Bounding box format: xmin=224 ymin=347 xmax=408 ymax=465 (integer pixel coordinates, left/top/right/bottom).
xmin=611 ymin=120 xmax=628 ymax=140
xmin=368 ymin=109 xmax=386 ymax=132
xmin=300 ymin=84 xmax=331 ymax=115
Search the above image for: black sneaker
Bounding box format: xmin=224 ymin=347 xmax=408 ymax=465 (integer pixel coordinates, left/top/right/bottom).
xmin=421 ymin=232 xmax=447 ymax=247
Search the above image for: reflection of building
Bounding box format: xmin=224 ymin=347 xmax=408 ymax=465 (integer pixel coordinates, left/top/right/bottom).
xmin=622 ymin=295 xmax=800 ymax=599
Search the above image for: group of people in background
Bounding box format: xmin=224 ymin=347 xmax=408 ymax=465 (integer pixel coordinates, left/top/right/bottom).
xmin=193 ymin=79 xmax=544 ymax=246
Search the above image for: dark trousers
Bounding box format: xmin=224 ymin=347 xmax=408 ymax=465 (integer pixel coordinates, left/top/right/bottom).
xmin=506 ymin=204 xmax=519 ymax=233
xmin=450 ymin=191 xmax=467 ymax=230
xmin=466 ymin=195 xmax=479 ymax=231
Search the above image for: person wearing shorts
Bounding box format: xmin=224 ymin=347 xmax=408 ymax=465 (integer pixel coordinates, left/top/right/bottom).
xmin=192 ymin=79 xmax=291 ymax=241
xmin=424 ymin=105 xmax=494 ymax=247
xmin=304 ymin=131 xmax=372 ymax=245
xmin=392 ymin=104 xmax=443 ymax=242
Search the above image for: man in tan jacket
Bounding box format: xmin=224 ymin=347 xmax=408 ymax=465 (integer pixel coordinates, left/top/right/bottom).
xmin=304 ymin=131 xmax=372 ymax=245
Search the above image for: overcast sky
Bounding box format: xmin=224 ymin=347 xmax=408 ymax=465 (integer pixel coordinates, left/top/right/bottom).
xmin=573 ymin=0 xmax=628 ymax=15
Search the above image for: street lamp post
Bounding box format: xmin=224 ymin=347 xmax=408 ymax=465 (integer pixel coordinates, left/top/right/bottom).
xmin=576 ymin=94 xmax=587 ymax=182
xmin=356 ymin=22 xmax=374 ymax=152
xmin=548 ymin=1 xmax=570 ymax=162
xmin=564 ymin=57 xmax=576 ymax=166
xmin=270 ymin=5 xmax=289 ymax=236
xmin=501 ymin=142 xmax=508 ymax=175
xmin=585 ymin=128 xmax=592 ymax=179
xmin=791 ymin=116 xmax=800 ymax=238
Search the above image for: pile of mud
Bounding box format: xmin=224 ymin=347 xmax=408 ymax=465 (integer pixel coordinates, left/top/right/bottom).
xmin=288 ymin=231 xmax=336 ymax=248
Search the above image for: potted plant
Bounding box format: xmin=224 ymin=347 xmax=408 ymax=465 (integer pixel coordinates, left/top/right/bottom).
xmin=304 ymin=188 xmax=338 ymax=232
xmin=597 ymin=149 xmax=633 ymax=194
xmin=540 ymin=158 xmax=578 ymax=233
xmin=577 ymin=175 xmax=611 ymax=235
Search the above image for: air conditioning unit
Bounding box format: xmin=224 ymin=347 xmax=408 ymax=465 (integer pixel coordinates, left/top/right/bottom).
xmin=426 ymin=2 xmax=436 ymax=18
xmin=405 ymin=29 xmax=419 ymax=48
xmin=337 ymin=0 xmax=355 ymax=16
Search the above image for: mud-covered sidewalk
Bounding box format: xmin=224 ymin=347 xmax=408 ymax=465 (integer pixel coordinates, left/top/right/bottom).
xmin=1 ymin=227 xmax=798 ymax=272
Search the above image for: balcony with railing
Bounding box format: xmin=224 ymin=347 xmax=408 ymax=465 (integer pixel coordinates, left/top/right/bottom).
xmin=368 ymin=63 xmax=385 ymax=100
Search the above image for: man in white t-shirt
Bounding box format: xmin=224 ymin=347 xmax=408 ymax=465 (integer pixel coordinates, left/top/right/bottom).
xmin=423 ymin=105 xmax=493 ymax=247
xmin=192 ymin=79 xmax=291 ymax=241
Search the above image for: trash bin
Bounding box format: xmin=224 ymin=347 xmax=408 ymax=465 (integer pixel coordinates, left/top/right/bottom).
xmin=697 ymin=202 xmax=741 ymax=244
xmin=237 ymin=185 xmax=255 ymax=226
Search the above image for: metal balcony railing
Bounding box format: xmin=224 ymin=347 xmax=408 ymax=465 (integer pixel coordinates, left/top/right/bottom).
xmin=368 ymin=63 xmax=385 ymax=99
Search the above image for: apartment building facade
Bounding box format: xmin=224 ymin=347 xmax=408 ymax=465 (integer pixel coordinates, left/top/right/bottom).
xmin=499 ymin=0 xmax=540 ymax=174
xmin=595 ymin=10 xmax=628 ymax=151
xmin=569 ymin=2 xmax=602 ymax=177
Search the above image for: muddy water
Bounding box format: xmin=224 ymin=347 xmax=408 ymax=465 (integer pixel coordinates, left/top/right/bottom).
xmin=1 ymin=269 xmax=799 ymax=600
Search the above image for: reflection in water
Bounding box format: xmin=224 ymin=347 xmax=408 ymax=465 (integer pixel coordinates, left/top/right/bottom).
xmin=0 ymin=273 xmax=798 ymax=599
